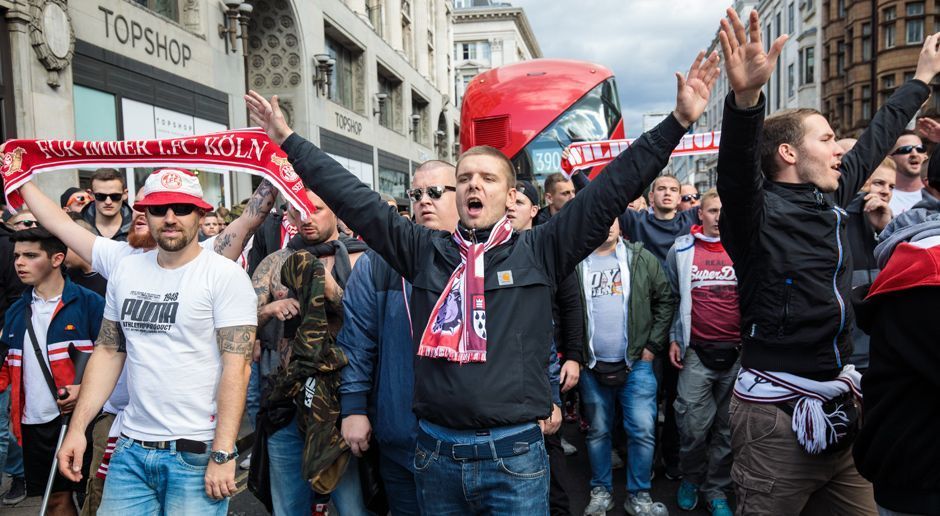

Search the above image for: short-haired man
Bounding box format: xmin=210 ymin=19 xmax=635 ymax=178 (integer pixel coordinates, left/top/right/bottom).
xmin=880 ymin=141 xmax=940 ymax=236
xmin=57 ymin=168 xmax=258 ymax=514
xmin=245 ymin=46 xmax=717 ymax=513
xmin=886 ymin=132 xmax=927 ymax=215
xmin=81 ymin=169 xmax=132 ymax=241
xmin=853 ymin=211 xmax=940 ymax=516
xmin=580 ymin=219 xmax=675 ymax=515
xmin=716 ymin=9 xmax=940 ymax=513
xmin=665 ymin=190 xmax=739 ymax=516
xmin=0 ymin=227 xmax=104 ymax=515
xmin=60 ymin=188 xmax=90 ymax=214
xmin=200 ymin=211 xmax=222 ymax=240
xmin=339 ymin=161 xmax=459 ymax=515
xmin=845 ymin=158 xmax=896 ymax=371
xmin=621 ymin=174 xmax=699 ymax=263
xmin=251 ymin=188 xmax=368 ymax=516
xmin=535 ymin=173 xmax=576 ymax=224
xmin=678 ymin=184 xmax=701 ymax=212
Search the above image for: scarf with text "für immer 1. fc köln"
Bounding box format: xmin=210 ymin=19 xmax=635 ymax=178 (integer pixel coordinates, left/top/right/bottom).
xmin=417 ymin=216 xmax=514 ymax=364
xmin=560 ymin=130 xmax=722 ymax=179
xmin=0 ymin=128 xmax=317 ymax=219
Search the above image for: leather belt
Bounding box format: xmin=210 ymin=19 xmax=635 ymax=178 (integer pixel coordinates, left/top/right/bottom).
xmin=417 ymin=425 xmax=543 ymax=461
xmin=120 ymin=434 xmax=207 ymax=454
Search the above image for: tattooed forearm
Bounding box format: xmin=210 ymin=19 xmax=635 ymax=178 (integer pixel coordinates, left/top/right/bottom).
xmin=244 ymin=180 xmax=276 ymax=218
xmin=217 ymin=325 xmax=257 ymax=359
xmin=213 ymin=231 xmax=236 ymax=255
xmin=97 ymin=319 xmax=126 ymax=352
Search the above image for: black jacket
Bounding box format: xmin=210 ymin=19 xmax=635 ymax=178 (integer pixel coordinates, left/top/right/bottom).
xmin=247 ymin=211 xmax=284 ymax=277
xmin=81 ymin=202 xmax=132 ymax=242
xmin=717 ymin=80 xmax=930 ymax=378
xmin=0 ymin=224 xmax=24 ymax=318
xmin=282 ymin=115 xmax=688 ymax=429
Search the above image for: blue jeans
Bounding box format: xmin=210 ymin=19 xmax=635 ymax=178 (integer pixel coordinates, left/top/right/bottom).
xmin=580 ymin=359 xmax=658 ymax=494
xmin=268 ymin=416 xmax=369 ymax=516
xmin=97 ymin=438 xmax=226 ymax=515
xmin=414 ymin=419 xmax=549 ymax=515
xmin=380 ymin=452 xmax=419 ymax=516
xmin=0 ymin=389 xmax=24 ymax=478
xmin=246 ymin=361 xmax=261 ymax=431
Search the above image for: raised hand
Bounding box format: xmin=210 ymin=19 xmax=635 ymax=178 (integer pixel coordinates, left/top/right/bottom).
xmin=244 ymin=90 xmax=293 ymax=145
xmin=718 ymin=8 xmax=787 ymax=108
xmin=914 ymin=34 xmax=940 ymax=84
xmin=917 ymin=116 xmax=940 ymax=143
xmin=673 ymin=49 xmax=721 ymax=128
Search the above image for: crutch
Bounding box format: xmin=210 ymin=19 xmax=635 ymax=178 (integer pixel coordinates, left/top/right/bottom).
xmin=39 ymin=343 xmax=90 ymax=516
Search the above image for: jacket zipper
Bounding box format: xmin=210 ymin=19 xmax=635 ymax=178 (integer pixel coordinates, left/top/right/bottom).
xmin=831 ymin=208 xmax=846 ymax=368
xmin=778 ymin=278 xmax=793 ymax=337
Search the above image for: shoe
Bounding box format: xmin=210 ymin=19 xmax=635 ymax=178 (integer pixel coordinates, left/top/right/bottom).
xmin=664 ymin=463 xmax=683 ymax=481
xmin=239 ymin=452 xmax=252 ymax=470
xmin=561 ymin=437 xmax=577 ymax=456
xmin=676 ymin=480 xmax=698 ymax=511
xmin=564 ymin=400 xmax=580 ymax=423
xmin=583 ymin=487 xmax=614 ymax=516
xmin=625 ymin=491 xmax=669 ymax=516
xmin=2 ymin=476 xmax=26 ymax=505
xmin=611 ymin=450 xmax=624 ymax=470
xmin=312 ymin=503 xmax=330 ymax=516
xmin=707 ymin=498 xmax=732 ymax=516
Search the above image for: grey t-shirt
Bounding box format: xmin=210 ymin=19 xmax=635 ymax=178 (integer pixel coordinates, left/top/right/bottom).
xmin=588 ymin=252 xmax=627 ymax=362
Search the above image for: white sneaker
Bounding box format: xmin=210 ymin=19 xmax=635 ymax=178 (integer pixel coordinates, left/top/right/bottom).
xmin=239 ymin=453 xmax=252 ymax=470
xmin=611 ymin=450 xmax=624 ymax=470
xmin=625 ymin=491 xmax=668 ymax=516
xmin=561 ymin=437 xmax=577 ymax=456
xmin=583 ymin=487 xmax=614 ymax=516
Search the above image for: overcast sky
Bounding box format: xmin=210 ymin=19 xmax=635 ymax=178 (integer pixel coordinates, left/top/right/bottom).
xmin=512 ymin=0 xmax=733 ymax=137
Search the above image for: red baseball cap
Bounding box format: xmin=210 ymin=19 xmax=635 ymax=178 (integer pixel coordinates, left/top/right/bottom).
xmin=133 ymin=168 xmax=213 ymax=211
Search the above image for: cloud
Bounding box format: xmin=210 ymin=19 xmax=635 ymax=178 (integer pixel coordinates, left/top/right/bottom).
xmin=512 ymin=0 xmax=732 ymax=136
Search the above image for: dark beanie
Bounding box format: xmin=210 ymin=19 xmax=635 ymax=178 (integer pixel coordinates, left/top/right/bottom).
xmin=515 ymin=180 xmax=540 ymax=207
xmin=60 ymin=187 xmax=82 ymax=208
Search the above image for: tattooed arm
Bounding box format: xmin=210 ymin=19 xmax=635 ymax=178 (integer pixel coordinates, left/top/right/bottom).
xmin=252 ymin=251 xmax=297 ymax=326
xmin=214 ymin=180 xmax=277 ymax=261
xmin=206 ymin=324 xmax=256 ymax=499
xmin=58 ymin=319 xmax=127 ymax=482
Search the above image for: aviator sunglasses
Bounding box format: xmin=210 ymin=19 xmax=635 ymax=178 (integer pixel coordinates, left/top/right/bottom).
xmin=93 ymin=192 xmax=124 ymax=202
xmin=406 ymin=185 xmax=456 ymax=202
xmin=681 ymin=193 xmax=702 ymax=203
xmin=891 ymin=144 xmax=926 ymax=155
xmin=145 ymin=204 xmax=197 ymax=217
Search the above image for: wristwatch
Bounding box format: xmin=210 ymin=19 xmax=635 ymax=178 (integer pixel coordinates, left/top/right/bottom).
xmin=210 ymin=448 xmax=239 ymax=465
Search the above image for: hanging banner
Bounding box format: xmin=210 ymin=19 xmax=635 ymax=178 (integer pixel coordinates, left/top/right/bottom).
xmin=1 ymin=128 xmax=316 ymax=218
xmin=561 ymin=131 xmax=721 ymax=178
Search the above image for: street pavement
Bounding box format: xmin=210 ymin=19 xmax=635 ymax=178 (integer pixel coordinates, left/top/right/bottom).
xmin=1 ymin=420 xmax=722 ymax=515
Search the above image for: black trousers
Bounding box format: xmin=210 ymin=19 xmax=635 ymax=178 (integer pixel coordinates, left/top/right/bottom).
xmin=544 ymin=432 xmax=571 ymax=516
xmin=660 ymin=358 xmax=681 ymax=469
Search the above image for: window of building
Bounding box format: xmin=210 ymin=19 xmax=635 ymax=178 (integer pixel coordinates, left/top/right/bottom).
xmin=881 ymin=74 xmax=897 ymax=104
xmin=775 ymin=12 xmax=782 ymax=40
xmin=904 ymin=71 xmax=915 ymax=82
xmin=411 ymin=92 xmax=429 ymax=145
xmin=788 ymin=63 xmax=795 ymax=97
xmin=862 ymin=22 xmax=872 ymax=60
xmin=765 ymin=22 xmax=772 ymax=52
xmin=844 ymin=89 xmax=853 ymax=126
xmin=74 ymin=85 xmax=118 ymax=141
xmin=846 ymin=28 xmax=854 ymax=64
xmin=836 ymin=41 xmax=845 ymax=75
xmin=885 ymin=23 xmax=896 ymax=49
xmin=802 ymin=46 xmax=814 ymax=84
xmin=131 ymin=0 xmax=178 ymax=22
xmin=861 ymin=85 xmax=872 ymax=120
xmin=367 ymin=0 xmax=384 ymax=36
xmin=326 ymin=34 xmax=364 ymax=114
xmin=377 ymin=66 xmax=402 ymax=132
xmin=837 ymin=0 xmax=845 ymax=18
xmin=907 ymin=18 xmax=924 ymax=44
xmin=907 ymin=2 xmax=925 ymax=15
xmin=456 ymin=41 xmax=490 ymax=62
xmin=788 ymin=2 xmax=795 ymax=33
xmin=456 ymin=73 xmax=474 ymax=106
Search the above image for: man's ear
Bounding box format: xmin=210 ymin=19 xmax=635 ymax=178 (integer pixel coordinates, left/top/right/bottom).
xmin=506 ymin=188 xmax=517 ymax=209
xmin=778 ymin=143 xmax=798 ymax=166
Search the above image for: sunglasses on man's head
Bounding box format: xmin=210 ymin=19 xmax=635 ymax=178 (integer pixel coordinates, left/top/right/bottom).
xmin=681 ymin=193 xmax=702 ymax=203
xmin=891 ymin=144 xmax=927 ymax=155
xmin=93 ymin=192 xmax=124 ymax=202
xmin=145 ymin=204 xmax=197 ymax=217
xmin=406 ymin=185 xmax=456 ymax=202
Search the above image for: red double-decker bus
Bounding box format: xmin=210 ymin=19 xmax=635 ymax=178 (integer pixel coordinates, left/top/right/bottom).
xmin=459 ymin=59 xmax=624 ymax=183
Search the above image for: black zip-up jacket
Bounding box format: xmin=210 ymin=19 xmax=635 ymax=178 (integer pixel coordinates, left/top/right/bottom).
xmin=282 ymin=115 xmax=688 ymax=429
xmin=81 ymin=202 xmax=133 ymax=242
xmin=717 ymin=80 xmax=930 ymax=378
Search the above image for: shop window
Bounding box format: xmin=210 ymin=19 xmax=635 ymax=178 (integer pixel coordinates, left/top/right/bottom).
xmin=73 ymin=86 xmax=118 ymax=141
xmin=131 ymin=0 xmax=179 ymax=22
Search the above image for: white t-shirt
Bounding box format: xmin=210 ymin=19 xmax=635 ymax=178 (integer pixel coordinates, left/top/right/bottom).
xmin=103 ymin=247 xmax=256 ymax=441
xmin=22 ymin=294 xmax=62 ymax=425
xmin=92 ymin=235 xmax=217 ymax=416
xmin=889 ymin=189 xmax=923 ymax=215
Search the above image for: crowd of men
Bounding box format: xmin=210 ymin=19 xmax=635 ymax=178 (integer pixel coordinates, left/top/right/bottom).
xmin=0 ymin=8 xmax=938 ymax=516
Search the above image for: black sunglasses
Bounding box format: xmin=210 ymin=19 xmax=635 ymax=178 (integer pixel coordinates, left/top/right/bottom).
xmin=891 ymin=144 xmax=927 ymax=155
xmin=15 ymin=220 xmax=38 ymax=228
xmin=681 ymin=193 xmax=702 ymax=203
xmin=406 ymin=185 xmax=456 ymax=202
xmin=93 ymin=192 xmax=124 ymax=202
xmin=145 ymin=204 xmax=197 ymax=217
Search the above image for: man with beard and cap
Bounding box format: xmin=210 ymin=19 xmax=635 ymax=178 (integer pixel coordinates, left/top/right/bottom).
xmin=245 ymin=40 xmax=717 ymax=514
xmin=251 ymin=188 xmax=369 ymax=516
xmin=57 ymin=168 xmax=258 ymax=515
xmin=14 ymin=175 xmax=279 ymax=515
xmin=886 ymin=132 xmax=928 ymax=215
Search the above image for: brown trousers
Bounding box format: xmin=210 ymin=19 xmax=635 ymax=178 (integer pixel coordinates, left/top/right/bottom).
xmin=80 ymin=412 xmax=115 ymax=516
xmin=729 ymin=397 xmax=876 ymax=516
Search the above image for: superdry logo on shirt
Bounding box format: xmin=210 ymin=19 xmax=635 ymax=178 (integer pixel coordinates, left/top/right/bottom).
xmin=120 ymin=290 xmax=180 ymax=333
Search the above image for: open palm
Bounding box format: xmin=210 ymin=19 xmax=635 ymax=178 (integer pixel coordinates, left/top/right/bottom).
xmin=674 ymin=50 xmax=721 ymax=127
xmin=718 ymin=8 xmax=787 ymax=105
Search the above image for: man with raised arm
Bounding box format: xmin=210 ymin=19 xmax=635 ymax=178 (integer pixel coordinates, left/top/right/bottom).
xmin=716 ymin=8 xmax=940 ymax=514
xmin=244 ymin=48 xmax=717 ymax=514
xmin=55 ymin=169 xmax=257 ymax=515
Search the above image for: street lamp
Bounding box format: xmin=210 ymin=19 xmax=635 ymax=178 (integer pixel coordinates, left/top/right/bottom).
xmin=313 ymin=54 xmax=336 ymax=97
xmin=373 ymin=92 xmax=388 ymax=117
xmin=218 ymin=1 xmax=252 ymax=54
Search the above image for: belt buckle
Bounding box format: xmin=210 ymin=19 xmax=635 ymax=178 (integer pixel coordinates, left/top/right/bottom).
xmin=139 ymin=440 xmax=167 ymax=450
xmin=450 ymin=443 xmax=476 ymax=461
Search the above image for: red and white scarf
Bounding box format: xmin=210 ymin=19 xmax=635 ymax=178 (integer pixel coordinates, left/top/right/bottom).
xmin=417 ymin=216 xmax=514 ymax=364
xmin=561 ymin=131 xmax=722 ymax=178
xmin=0 ymin=128 xmax=316 ymax=218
